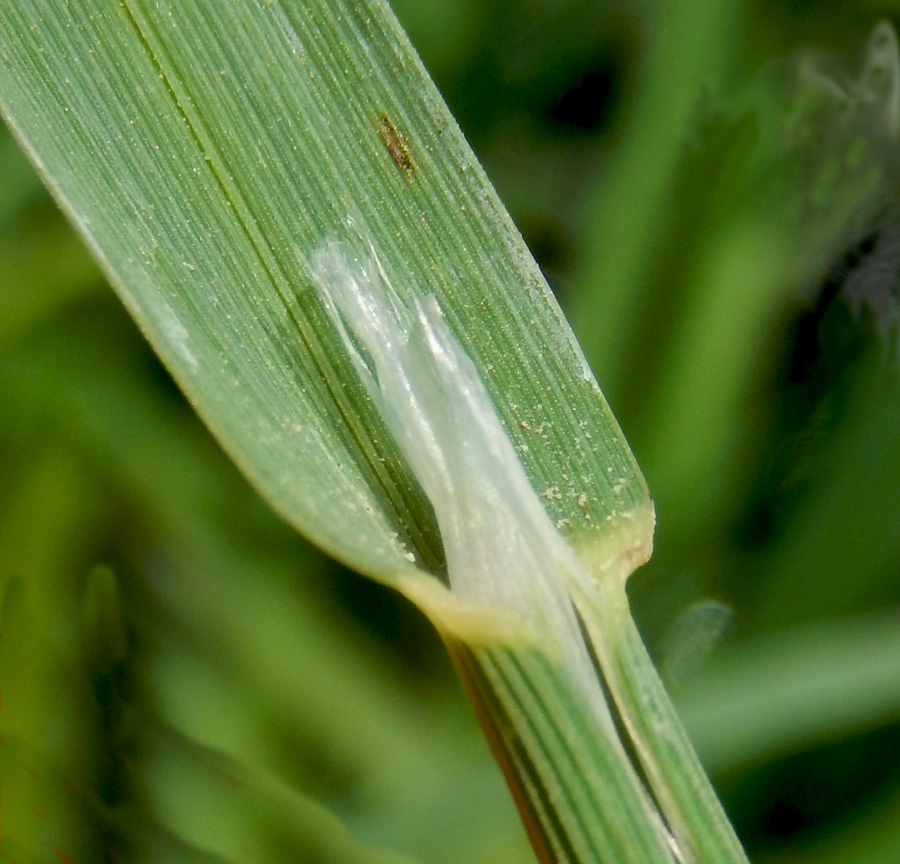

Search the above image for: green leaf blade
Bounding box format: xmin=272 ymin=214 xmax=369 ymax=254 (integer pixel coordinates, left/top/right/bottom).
xmin=0 ymin=0 xmax=648 ymax=584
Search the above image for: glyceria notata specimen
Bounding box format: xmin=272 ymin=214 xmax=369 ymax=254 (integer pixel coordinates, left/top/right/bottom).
xmin=3 ymin=0 xmax=896 ymax=862
xmin=0 ymin=0 xmax=739 ymax=860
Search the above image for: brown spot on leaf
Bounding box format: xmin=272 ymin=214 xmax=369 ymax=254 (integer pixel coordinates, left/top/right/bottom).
xmin=379 ymin=114 xmax=414 ymax=175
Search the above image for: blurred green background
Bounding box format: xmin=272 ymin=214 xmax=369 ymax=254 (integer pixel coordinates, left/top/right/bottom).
xmin=3 ymin=1 xmax=900 ymax=862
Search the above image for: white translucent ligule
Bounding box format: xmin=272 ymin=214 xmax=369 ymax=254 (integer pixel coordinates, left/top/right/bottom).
xmin=309 ymin=236 xmax=595 ymax=667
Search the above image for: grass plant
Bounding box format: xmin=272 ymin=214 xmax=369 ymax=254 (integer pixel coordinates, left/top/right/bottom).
xmin=2 ymin=2 xmax=900 ymax=864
